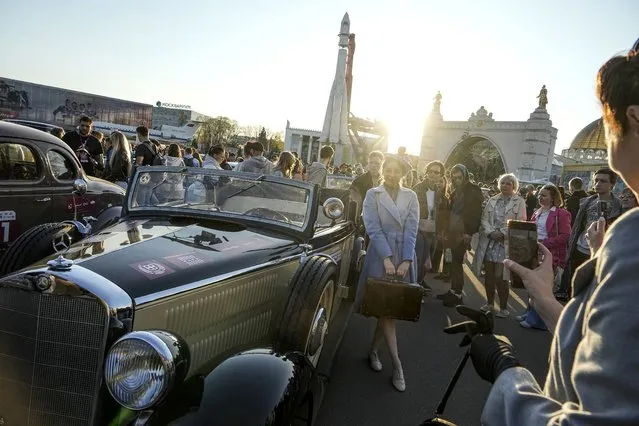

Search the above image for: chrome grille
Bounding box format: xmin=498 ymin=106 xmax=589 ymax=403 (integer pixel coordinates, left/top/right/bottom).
xmin=0 ymin=285 xmax=108 ymax=426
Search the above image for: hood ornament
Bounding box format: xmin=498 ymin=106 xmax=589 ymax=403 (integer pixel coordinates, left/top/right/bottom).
xmin=47 ymin=255 xmax=74 ymax=271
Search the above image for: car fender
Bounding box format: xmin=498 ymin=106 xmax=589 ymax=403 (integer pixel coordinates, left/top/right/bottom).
xmin=150 ymin=349 xmax=313 ymax=425
xmin=91 ymin=205 xmax=123 ymax=234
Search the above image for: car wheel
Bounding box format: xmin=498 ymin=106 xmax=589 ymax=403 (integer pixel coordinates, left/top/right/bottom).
xmin=278 ymin=256 xmax=336 ymax=368
xmin=0 ymin=223 xmax=75 ymax=276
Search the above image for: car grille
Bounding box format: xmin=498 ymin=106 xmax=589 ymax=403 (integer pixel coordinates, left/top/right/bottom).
xmin=0 ymin=284 xmax=108 ymax=426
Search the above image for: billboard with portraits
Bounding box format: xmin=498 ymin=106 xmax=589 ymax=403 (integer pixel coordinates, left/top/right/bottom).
xmin=0 ymin=77 xmax=152 ymax=128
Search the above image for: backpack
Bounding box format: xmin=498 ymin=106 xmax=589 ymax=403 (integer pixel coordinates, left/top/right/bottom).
xmin=145 ymin=141 xmax=166 ymax=166
xmin=184 ymin=156 xmax=195 ymax=167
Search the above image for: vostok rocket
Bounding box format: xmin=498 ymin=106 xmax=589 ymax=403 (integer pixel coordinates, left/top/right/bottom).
xmin=320 ymin=12 xmax=350 ymax=148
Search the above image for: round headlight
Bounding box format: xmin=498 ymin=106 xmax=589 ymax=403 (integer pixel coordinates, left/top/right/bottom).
xmin=323 ymin=197 xmax=345 ymax=220
xmin=104 ymin=331 xmax=177 ymax=410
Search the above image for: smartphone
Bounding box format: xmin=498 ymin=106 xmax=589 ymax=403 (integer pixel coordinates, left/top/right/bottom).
xmin=507 ymin=220 xmax=538 ymax=288
xmin=597 ymin=200 xmax=609 ymax=224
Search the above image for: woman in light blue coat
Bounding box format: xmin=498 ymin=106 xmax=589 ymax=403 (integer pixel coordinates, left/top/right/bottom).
xmin=354 ymin=155 xmax=419 ymax=392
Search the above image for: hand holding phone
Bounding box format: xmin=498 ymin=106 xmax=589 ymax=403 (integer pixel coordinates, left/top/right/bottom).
xmin=596 ymin=200 xmax=609 ymax=225
xmin=507 ymin=220 xmax=538 ymax=288
xmin=586 ymin=217 xmax=606 ymax=254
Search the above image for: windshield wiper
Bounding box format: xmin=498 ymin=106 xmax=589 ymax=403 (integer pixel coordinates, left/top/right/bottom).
xmin=223 ymin=174 xmax=267 ymax=199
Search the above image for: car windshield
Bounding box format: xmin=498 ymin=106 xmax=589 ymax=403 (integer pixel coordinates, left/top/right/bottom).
xmin=128 ymin=167 xmax=312 ymax=230
xmin=326 ymin=174 xmax=354 ymax=190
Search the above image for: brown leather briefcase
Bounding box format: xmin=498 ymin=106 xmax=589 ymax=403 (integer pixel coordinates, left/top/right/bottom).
xmin=361 ymin=277 xmax=424 ymax=321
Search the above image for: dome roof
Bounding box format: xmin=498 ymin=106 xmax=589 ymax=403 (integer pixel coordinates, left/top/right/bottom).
xmin=569 ymin=118 xmax=606 ymax=150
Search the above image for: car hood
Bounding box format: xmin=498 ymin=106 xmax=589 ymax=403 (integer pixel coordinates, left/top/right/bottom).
xmin=52 ymin=218 xmax=300 ymax=301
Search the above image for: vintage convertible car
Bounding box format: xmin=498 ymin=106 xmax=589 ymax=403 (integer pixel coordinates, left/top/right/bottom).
xmin=0 ymin=167 xmax=366 ymax=426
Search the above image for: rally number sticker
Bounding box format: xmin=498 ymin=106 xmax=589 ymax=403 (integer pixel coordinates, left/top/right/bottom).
xmin=0 ymin=211 xmax=17 ymax=243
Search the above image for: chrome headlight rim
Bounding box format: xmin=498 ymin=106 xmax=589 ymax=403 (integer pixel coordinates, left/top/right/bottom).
xmin=323 ymin=197 xmax=345 ymax=220
xmin=104 ymin=330 xmax=177 ymax=411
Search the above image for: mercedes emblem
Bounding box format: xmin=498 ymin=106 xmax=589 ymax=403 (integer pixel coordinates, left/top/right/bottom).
xmin=35 ymin=275 xmax=54 ymax=292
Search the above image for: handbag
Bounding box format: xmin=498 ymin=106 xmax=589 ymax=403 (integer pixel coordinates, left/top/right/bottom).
xmin=361 ymin=276 xmax=424 ymax=321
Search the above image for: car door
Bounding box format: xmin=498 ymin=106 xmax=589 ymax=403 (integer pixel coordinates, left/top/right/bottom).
xmin=0 ymin=138 xmax=51 ymax=251
xmin=45 ymin=146 xmax=87 ymax=222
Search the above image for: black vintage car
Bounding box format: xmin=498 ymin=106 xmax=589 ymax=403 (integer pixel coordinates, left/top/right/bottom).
xmin=0 ymin=167 xmax=366 ymax=425
xmin=0 ymin=121 xmax=125 ymax=259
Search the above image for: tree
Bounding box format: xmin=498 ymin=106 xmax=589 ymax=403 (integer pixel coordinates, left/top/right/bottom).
xmin=195 ymin=116 xmax=238 ymax=152
xmin=258 ymin=127 xmax=268 ymax=146
xmin=269 ymin=132 xmax=284 ymax=153
xmin=239 ymin=125 xmax=261 ymax=139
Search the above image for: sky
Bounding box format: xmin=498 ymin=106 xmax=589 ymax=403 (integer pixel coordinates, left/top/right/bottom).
xmin=2 ymin=0 xmax=637 ymax=155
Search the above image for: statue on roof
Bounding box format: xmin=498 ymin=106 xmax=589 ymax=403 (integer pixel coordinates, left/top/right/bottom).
xmin=433 ymin=91 xmax=442 ymax=113
xmin=537 ymin=85 xmax=548 ymax=109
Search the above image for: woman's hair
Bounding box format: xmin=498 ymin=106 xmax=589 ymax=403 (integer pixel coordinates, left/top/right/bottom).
xmin=383 ymin=156 xmax=409 ymax=174
xmin=497 ymin=173 xmax=519 ymax=193
xmin=168 ymin=143 xmax=181 ymax=157
xmin=541 ymin=183 xmax=563 ymax=207
xmin=597 ymin=50 xmax=639 ymax=139
xmin=425 ymin=160 xmax=445 ymax=175
xmin=108 ymin=131 xmax=131 ymax=169
xmin=275 ymin=151 xmax=296 ymax=177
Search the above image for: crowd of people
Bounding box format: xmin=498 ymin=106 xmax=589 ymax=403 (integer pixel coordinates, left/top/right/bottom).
xmin=45 ymin=42 xmax=639 ymax=425
xmin=349 ymin=45 xmax=639 ymax=425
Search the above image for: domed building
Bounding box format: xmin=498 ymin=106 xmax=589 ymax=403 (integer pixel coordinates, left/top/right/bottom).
xmin=559 ymin=118 xmax=622 ymax=191
xmin=561 ymin=118 xmax=607 ymax=162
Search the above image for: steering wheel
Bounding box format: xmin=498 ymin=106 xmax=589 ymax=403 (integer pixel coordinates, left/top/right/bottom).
xmin=244 ymin=207 xmax=291 ymax=223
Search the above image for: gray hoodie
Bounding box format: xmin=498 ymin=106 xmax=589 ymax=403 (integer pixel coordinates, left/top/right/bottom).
xmin=236 ymin=155 xmax=273 ymax=175
xmin=307 ymin=162 xmax=328 ymax=187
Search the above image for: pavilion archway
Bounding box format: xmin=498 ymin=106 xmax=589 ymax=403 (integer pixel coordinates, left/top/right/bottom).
xmin=444 ymin=136 xmax=506 ymax=185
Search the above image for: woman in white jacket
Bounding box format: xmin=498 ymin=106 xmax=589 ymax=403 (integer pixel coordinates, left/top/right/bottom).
xmin=471 ymin=173 xmax=526 ymax=318
xmin=156 ymin=143 xmax=185 ymax=202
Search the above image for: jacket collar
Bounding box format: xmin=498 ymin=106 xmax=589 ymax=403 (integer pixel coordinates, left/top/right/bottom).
xmin=372 ymin=185 xmax=409 ymax=224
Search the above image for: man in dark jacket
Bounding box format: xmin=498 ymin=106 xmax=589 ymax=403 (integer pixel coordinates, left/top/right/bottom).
xmin=350 ymin=150 xmax=384 ymax=205
xmin=557 ymin=168 xmax=622 ymax=300
xmin=564 ymin=177 xmax=589 ymax=227
xmin=439 ymin=164 xmax=484 ymax=307
xmin=413 ymin=160 xmax=449 ymax=289
xmin=62 ymin=116 xmax=104 ymax=177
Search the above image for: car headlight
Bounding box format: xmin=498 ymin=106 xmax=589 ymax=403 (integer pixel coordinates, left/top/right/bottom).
xmin=104 ymin=330 xmax=188 ymax=410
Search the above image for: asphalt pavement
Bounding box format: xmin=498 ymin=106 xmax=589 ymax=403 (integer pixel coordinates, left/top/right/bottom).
xmin=316 ymin=256 xmax=553 ymax=426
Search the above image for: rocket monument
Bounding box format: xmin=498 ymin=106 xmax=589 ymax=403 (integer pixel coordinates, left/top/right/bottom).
xmin=320 ymin=13 xmax=350 ymax=161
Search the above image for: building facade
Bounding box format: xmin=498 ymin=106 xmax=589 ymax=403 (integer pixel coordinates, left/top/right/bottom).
xmin=419 ymin=93 xmax=557 ymax=184
xmin=0 ymin=77 xmax=152 ymax=128
xmin=560 ymin=118 xmax=624 ymax=192
xmin=151 ymin=104 xmax=212 ymax=129
xmin=284 ymin=121 xmax=356 ymax=165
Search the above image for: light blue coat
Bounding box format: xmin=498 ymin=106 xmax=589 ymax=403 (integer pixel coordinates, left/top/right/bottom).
xmin=355 ymin=185 xmax=419 ymax=309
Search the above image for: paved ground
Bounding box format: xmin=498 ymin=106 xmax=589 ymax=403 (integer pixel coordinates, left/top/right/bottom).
xmin=316 ymin=258 xmax=553 ymax=426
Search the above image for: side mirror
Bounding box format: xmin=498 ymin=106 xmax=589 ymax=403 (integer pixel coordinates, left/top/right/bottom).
xmin=73 ymin=178 xmax=87 ymax=196
xmin=322 ymin=197 xmax=344 ymax=222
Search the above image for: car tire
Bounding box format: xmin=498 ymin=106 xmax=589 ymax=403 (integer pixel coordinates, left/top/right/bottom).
xmin=0 ymin=223 xmax=75 ymax=276
xmin=278 ymin=256 xmax=336 ymax=367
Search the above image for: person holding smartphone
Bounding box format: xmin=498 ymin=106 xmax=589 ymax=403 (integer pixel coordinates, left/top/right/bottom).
xmin=448 ymin=44 xmax=639 ymax=425
xmin=556 ymin=167 xmax=621 ymax=300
